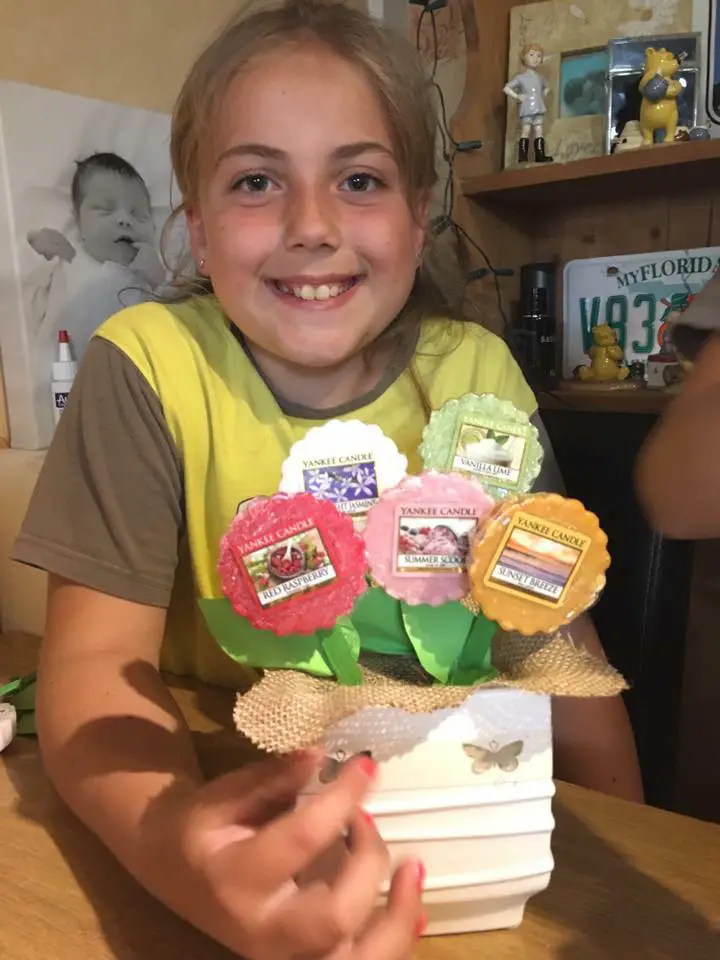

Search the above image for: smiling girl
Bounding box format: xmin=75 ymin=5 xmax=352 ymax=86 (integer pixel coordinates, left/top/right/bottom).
xmin=13 ymin=2 xmax=642 ymax=958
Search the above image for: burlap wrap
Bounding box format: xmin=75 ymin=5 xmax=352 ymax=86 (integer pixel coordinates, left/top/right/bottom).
xmin=233 ymin=631 xmax=627 ymax=753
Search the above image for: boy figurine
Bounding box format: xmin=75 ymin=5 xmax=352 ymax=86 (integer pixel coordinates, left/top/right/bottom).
xmin=504 ymin=43 xmax=554 ymax=164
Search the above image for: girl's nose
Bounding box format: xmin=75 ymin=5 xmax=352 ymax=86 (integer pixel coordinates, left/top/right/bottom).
xmin=283 ymin=186 xmax=341 ymax=252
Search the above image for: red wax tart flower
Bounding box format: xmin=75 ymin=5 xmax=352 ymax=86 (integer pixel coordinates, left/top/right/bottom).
xmin=218 ymin=492 xmax=369 ymax=635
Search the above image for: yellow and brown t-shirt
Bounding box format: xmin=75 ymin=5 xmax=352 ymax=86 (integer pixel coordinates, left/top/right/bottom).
xmin=12 ymin=296 xmax=564 ymax=687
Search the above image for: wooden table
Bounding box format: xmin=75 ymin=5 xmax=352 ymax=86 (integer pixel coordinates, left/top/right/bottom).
xmin=2 ymin=633 xmax=719 ymax=959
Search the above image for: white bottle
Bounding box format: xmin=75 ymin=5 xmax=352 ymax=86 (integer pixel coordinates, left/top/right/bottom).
xmin=51 ymin=328 xmax=77 ymax=425
xmin=0 ymin=702 xmax=16 ymax=753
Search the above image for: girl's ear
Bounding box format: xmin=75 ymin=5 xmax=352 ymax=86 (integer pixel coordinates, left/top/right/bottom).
xmin=186 ymin=203 xmax=209 ymax=271
xmin=414 ymin=195 xmax=431 ymax=261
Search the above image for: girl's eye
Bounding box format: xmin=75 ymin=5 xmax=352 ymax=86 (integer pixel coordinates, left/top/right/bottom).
xmin=233 ymin=173 xmax=273 ymax=193
xmin=341 ymin=172 xmax=383 ymax=193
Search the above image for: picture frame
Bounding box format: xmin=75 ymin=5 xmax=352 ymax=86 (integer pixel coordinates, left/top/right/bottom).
xmin=691 ymin=0 xmax=719 ymax=137
xmin=559 ymin=48 xmax=609 ymax=119
xmin=703 ymin=0 xmax=720 ymax=127
xmin=0 ymin=80 xmax=182 ymax=450
xmin=504 ymin=0 xmax=695 ymax=168
xmin=606 ymin=32 xmax=701 ymax=151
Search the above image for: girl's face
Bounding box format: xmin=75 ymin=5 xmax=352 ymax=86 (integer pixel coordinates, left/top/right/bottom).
xmin=187 ymin=44 xmax=425 ymax=377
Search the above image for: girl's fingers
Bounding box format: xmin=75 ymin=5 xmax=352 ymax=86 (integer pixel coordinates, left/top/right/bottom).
xmin=249 ymin=755 xmax=378 ymax=891
xmin=267 ymin=809 xmax=389 ymax=956
xmin=354 ymin=859 xmax=425 ymax=960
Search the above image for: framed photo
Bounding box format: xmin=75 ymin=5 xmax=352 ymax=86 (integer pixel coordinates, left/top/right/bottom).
xmin=692 ymin=0 xmax=719 ymax=137
xmin=709 ymin=0 xmax=720 ymax=124
xmin=559 ymin=49 xmax=608 ymax=119
xmin=0 ymin=80 xmax=183 ymax=449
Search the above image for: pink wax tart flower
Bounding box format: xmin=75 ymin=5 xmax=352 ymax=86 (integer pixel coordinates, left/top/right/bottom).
xmin=218 ymin=492 xmax=368 ymax=635
xmin=363 ymin=471 xmax=495 ymax=605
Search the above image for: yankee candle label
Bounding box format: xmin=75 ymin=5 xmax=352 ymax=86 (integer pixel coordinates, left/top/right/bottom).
xmin=486 ymin=512 xmax=591 ymax=604
xmin=302 ymin=454 xmax=379 ymax=514
xmin=241 ymin=524 xmax=336 ymax=607
xmin=395 ymin=504 xmax=477 ymax=574
xmin=452 ymin=421 xmax=527 ymax=485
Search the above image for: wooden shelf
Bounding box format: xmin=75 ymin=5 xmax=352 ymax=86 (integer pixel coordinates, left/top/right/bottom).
xmin=464 ymin=139 xmax=720 ymax=207
xmin=537 ymin=386 xmax=677 ymax=415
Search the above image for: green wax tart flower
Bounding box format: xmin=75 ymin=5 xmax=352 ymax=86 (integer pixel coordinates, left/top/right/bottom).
xmin=420 ymin=393 xmax=544 ymax=500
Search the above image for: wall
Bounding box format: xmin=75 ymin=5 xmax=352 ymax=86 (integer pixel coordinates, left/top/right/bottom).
xmin=0 ymin=0 xmax=244 ymax=626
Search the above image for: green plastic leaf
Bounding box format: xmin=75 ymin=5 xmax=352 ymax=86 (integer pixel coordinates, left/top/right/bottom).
xmin=351 ymin=587 xmax=415 ymax=656
xmin=318 ymin=617 xmax=364 ymax=685
xmin=400 ymin=601 xmax=476 ymax=683
xmin=198 ymin=598 xmax=334 ymax=677
xmin=0 ymin=671 xmax=36 ymax=702
xmin=450 ymin=616 xmax=498 ymax=686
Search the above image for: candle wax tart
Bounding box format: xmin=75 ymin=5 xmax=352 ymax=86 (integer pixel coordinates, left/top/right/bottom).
xmin=279 ymin=420 xmax=407 ymax=525
xmin=363 ymin=471 xmax=495 ymax=606
xmin=218 ymin=492 xmax=368 ymax=636
xmin=469 ymin=492 xmax=610 ymax=635
xmin=420 ymin=394 xmax=543 ymax=499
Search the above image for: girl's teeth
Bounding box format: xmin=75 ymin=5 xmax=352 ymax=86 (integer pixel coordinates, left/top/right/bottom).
xmin=282 ymin=280 xmax=352 ymax=301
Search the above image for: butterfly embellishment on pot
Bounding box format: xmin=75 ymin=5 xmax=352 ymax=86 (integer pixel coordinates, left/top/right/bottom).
xmin=463 ymin=739 xmax=524 ymax=774
xmin=318 ymin=749 xmax=373 ymax=784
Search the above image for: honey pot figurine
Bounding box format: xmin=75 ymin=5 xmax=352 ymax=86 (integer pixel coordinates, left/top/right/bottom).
xmin=504 ymin=42 xmax=553 ymax=164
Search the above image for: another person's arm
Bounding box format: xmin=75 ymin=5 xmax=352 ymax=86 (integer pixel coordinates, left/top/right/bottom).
xmin=636 ymin=332 xmax=720 ymax=539
xmin=533 ymin=416 xmax=645 ymax=803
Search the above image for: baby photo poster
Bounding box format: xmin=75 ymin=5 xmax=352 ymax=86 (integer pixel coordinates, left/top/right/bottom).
xmin=0 ymin=80 xmax=185 ymax=449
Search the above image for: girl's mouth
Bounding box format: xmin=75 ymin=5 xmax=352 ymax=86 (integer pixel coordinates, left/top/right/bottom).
xmin=270 ymin=276 xmax=360 ymax=302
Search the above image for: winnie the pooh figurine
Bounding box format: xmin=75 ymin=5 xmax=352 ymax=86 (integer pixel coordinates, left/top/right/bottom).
xmin=639 ymin=47 xmax=683 ymax=144
xmin=576 ymin=324 xmax=630 ymax=383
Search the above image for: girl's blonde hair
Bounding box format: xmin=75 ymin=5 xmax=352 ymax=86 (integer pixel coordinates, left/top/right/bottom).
xmin=165 ymin=0 xmax=469 ymax=411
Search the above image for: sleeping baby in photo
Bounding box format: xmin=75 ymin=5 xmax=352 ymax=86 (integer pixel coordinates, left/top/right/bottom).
xmin=26 ymin=151 xmax=166 ymax=360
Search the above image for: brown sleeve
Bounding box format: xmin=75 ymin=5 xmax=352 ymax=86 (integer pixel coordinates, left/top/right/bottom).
xmin=670 ymin=267 xmax=720 ymax=361
xmin=11 ymin=337 xmax=183 ymax=607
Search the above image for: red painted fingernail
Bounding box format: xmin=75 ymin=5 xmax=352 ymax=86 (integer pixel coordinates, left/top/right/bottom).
xmin=415 ymin=913 xmax=428 ymax=938
xmin=359 ymin=808 xmax=375 ymax=828
xmin=356 ymin=755 xmax=378 ymax=778
xmin=415 ymin=861 xmax=426 ymax=892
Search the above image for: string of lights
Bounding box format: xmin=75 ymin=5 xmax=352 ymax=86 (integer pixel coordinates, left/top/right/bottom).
xmin=412 ymin=0 xmax=510 ymax=331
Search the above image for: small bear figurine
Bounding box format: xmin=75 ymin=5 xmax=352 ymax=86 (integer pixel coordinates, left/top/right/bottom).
xmin=639 ymin=47 xmax=683 ymax=144
xmin=576 ymin=324 xmax=629 ymax=383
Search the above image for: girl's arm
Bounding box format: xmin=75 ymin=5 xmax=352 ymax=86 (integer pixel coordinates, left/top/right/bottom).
xmin=37 ymin=576 xmax=203 ymax=883
xmin=552 ymin=614 xmax=645 ymax=802
xmin=16 ymin=336 xmax=422 ymax=957
xmin=38 ymin=576 xmax=421 ymax=957
xmin=636 ymin=332 xmax=720 ymax=538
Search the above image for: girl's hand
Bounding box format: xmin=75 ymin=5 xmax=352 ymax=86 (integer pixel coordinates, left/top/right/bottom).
xmin=171 ymin=751 xmax=424 ymax=959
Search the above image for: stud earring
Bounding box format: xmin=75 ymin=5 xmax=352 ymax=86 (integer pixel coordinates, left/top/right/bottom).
xmin=199 ymin=258 xmax=206 ymax=272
